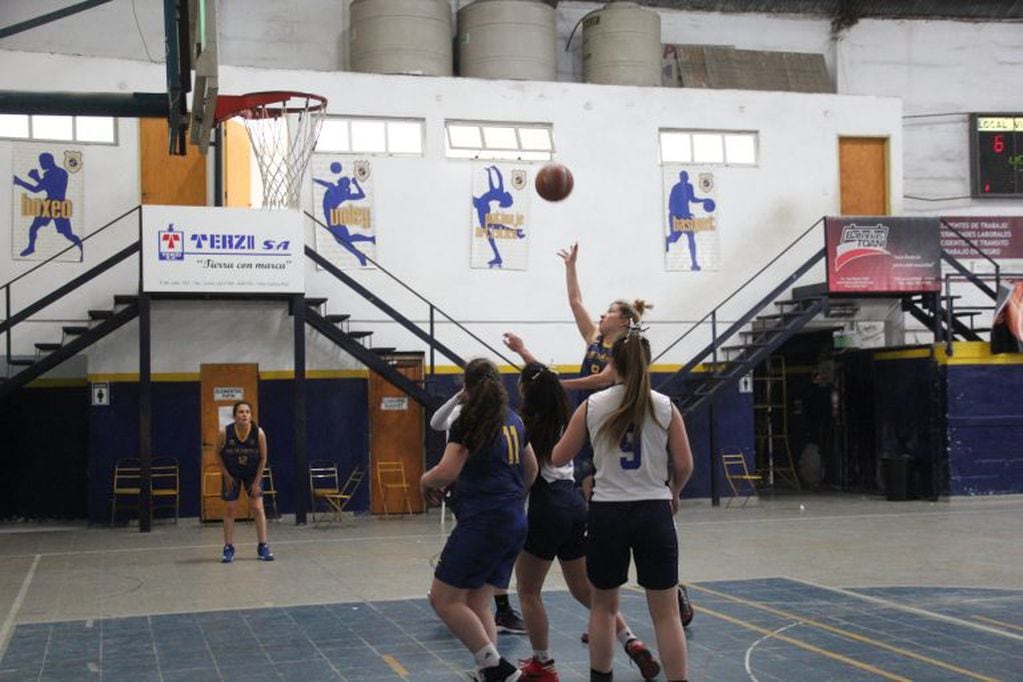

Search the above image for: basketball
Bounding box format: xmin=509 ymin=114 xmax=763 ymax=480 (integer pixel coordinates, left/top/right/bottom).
xmin=535 ymin=163 xmax=574 ymax=202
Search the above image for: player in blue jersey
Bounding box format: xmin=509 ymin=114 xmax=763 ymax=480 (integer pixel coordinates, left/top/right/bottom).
xmin=512 ymin=362 xmax=660 ymax=681
xmin=216 ymin=401 xmax=273 ymax=563
xmin=552 ymin=329 xmax=693 ymax=682
xmin=422 ymin=358 xmax=538 ymax=682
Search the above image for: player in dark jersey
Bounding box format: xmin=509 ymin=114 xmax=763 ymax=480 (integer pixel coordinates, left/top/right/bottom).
xmin=512 ymin=362 xmax=660 ymax=681
xmin=553 ymin=330 xmax=693 ymax=682
xmin=216 ymin=401 xmax=273 ymax=563
xmin=422 ymin=358 xmax=538 ymax=682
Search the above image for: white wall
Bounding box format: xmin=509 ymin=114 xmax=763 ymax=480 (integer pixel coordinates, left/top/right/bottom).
xmin=0 ymin=50 xmax=902 ymax=373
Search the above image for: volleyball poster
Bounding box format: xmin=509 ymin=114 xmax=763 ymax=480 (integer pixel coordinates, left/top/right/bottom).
xmin=469 ymin=162 xmax=531 ymax=270
xmin=663 ymin=166 xmax=719 ymax=272
xmin=311 ymin=155 xmax=377 ymax=270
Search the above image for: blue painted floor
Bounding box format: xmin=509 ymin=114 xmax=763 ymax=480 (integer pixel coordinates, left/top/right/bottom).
xmin=2 ymin=578 xmax=1021 ymax=680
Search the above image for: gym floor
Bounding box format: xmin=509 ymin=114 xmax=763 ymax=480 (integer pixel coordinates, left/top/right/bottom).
xmin=0 ymin=493 xmax=1020 ymax=680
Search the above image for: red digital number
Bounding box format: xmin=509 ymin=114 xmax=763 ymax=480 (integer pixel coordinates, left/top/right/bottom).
xmin=993 ymin=134 xmax=1005 ymax=153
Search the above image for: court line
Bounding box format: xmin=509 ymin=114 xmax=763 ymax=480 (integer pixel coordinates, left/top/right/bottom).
xmin=693 ymin=603 xmax=910 ymax=681
xmin=789 ymin=577 xmax=1023 ymax=644
xmin=689 ymin=583 xmax=1000 ymax=682
xmin=970 ymin=615 xmax=1023 ymax=634
xmin=745 ymin=621 xmax=802 ymax=682
xmin=382 ymin=653 xmax=409 ymax=678
xmin=0 ymin=554 xmax=41 ymax=658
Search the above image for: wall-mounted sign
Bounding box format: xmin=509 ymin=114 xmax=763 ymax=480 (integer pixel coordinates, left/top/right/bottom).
xmin=381 ymin=396 xmax=408 ymax=411
xmin=214 ymin=387 xmax=244 ymax=401
xmin=91 ymin=382 xmax=109 ymax=406
xmin=825 ymin=217 xmax=941 ymax=294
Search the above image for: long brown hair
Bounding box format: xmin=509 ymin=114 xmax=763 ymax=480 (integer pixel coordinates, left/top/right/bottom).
xmin=518 ymin=362 xmax=569 ymax=466
xmin=596 ymin=331 xmax=658 ymax=446
xmin=453 ymin=358 xmax=508 ymax=455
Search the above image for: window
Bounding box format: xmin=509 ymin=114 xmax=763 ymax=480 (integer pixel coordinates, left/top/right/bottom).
xmin=0 ymin=114 xmax=117 ymax=144
xmin=315 ymin=117 xmax=423 ymax=155
xmin=659 ymin=129 xmax=758 ymax=166
xmin=445 ymin=121 xmax=553 ymax=161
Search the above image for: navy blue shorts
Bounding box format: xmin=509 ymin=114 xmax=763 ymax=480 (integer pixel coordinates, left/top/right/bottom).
xmin=435 ymin=504 xmax=526 ymax=590
xmin=222 ymin=471 xmax=261 ymax=502
xmin=573 ymin=444 xmax=595 ymax=485
xmin=523 ymin=478 xmax=587 ymax=562
xmin=586 ymin=499 xmax=678 ymax=591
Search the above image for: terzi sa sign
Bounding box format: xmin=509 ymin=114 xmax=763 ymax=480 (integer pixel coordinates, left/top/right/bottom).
xmin=141 ymin=206 xmax=305 ymax=294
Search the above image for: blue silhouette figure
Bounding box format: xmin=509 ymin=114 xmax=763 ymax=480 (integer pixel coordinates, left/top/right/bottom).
xmin=13 ymin=153 xmax=83 ymax=260
xmin=472 ymin=166 xmax=523 ymax=268
xmin=314 ymin=161 xmax=375 ymax=266
xmin=666 ymin=170 xmax=715 ymax=271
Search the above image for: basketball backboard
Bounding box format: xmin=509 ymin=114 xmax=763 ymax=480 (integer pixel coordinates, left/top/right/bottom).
xmin=188 ymin=0 xmax=219 ymax=154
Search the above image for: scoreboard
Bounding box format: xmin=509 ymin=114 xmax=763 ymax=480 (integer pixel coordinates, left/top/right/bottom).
xmin=970 ymin=113 xmax=1023 ymax=198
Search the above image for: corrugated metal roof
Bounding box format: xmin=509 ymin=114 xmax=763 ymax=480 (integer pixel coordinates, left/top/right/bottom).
xmin=598 ymin=1 xmax=1023 ymax=21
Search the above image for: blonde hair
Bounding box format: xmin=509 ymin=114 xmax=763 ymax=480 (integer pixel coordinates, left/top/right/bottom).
xmin=613 ymin=299 xmax=652 ymax=324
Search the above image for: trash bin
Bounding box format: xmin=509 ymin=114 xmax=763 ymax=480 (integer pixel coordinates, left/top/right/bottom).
xmin=881 ymin=454 xmax=911 ymax=501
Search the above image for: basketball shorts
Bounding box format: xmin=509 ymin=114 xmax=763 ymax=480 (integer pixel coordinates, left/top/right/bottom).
xmin=222 ymin=470 xmax=262 ymax=501
xmin=435 ymin=504 xmax=526 ymax=590
xmin=523 ymin=478 xmax=587 ymax=562
xmin=586 ymin=499 xmax=678 ymax=591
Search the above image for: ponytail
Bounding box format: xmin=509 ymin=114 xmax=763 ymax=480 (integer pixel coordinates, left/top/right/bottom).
xmin=454 ymin=358 xmax=508 ymax=455
xmin=518 ymin=362 xmax=569 ymax=466
xmin=597 ymin=330 xmax=654 ymax=446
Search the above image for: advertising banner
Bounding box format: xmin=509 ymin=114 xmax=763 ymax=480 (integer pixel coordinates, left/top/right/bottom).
xmin=825 ymin=216 xmax=941 ymax=294
xmin=940 ymin=216 xmax=1023 ymax=261
xmin=141 ymin=205 xmax=304 ymax=293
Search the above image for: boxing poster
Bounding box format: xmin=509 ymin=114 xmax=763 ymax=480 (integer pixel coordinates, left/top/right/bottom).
xmin=311 ymin=155 xmax=377 ymax=270
xmin=825 ymin=217 xmax=941 ymax=294
xmin=469 ymin=163 xmax=531 ymax=270
xmin=663 ymin=166 xmax=719 ymax=272
xmin=11 ymin=144 xmax=86 ymax=262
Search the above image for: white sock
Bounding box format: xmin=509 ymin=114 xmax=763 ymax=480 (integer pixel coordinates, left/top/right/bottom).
xmin=617 ymin=626 xmax=636 ymax=646
xmin=533 ymin=649 xmax=552 ymax=663
xmin=474 ymin=643 xmax=501 ymax=669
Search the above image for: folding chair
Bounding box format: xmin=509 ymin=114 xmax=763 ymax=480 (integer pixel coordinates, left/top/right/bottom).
xmin=150 ymin=457 xmax=180 ymax=523
xmin=201 ymin=464 xmax=222 ymax=522
xmin=261 ymin=466 xmax=280 ymax=520
xmin=111 ymin=458 xmax=141 ymax=525
xmin=721 ymin=450 xmax=762 ymax=508
xmin=376 ymin=460 xmax=414 ymax=517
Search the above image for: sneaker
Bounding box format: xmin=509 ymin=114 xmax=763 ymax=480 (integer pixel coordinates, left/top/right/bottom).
xmin=624 ymin=638 xmax=661 ymax=680
xmin=480 ymin=657 xmax=521 ymax=682
xmin=519 ymin=656 xmax=559 ymax=681
xmin=221 ymin=544 xmax=235 ymax=563
xmin=678 ymin=583 xmax=695 ymax=627
xmin=257 ymin=543 xmax=274 ymax=561
xmin=495 ymin=607 xmax=527 ymax=634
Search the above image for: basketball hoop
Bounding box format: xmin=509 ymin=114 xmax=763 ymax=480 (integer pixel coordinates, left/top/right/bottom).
xmin=214 ymin=91 xmax=327 ymax=210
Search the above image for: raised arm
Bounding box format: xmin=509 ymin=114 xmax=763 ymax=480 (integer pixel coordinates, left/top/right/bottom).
xmin=558 ymin=242 xmax=597 ymax=343
xmin=560 ymin=363 xmax=614 ymax=392
xmin=502 ymin=332 xmax=538 ymax=366
xmin=667 ymin=405 xmax=694 ymax=513
xmin=429 ymin=391 xmax=463 ymax=432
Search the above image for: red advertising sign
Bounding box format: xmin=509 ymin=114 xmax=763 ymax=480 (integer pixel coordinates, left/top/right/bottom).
xmin=940 ymin=216 xmax=1023 ymax=260
xmin=826 ymin=217 xmax=942 ymax=294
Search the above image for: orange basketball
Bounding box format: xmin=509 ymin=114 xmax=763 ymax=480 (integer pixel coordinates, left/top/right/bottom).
xmin=535 ymin=163 xmax=574 ymax=202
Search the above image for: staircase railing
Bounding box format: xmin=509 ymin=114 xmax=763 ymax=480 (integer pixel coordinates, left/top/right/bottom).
xmin=303 ymin=211 xmax=519 ymax=375
xmin=654 ymin=217 xmax=825 ymax=392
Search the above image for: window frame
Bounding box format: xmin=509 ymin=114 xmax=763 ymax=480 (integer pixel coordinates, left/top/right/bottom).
xmin=315 ymin=115 xmax=425 ymax=156
xmin=445 ymin=120 xmax=554 ymax=161
xmin=0 ymin=114 xmax=118 ymax=145
xmin=659 ymin=128 xmax=759 ymax=167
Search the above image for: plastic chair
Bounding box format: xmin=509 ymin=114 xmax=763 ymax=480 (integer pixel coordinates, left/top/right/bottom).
xmin=376 ymin=460 xmax=414 ymax=517
xmin=722 ymin=450 xmax=762 ymax=508
xmin=150 ymin=457 xmax=180 ymax=523
xmin=111 ymin=458 xmax=141 ymax=525
xmin=261 ymin=465 xmax=280 ymax=520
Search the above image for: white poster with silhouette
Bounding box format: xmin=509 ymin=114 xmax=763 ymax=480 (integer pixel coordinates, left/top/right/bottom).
xmin=663 ymin=166 xmax=719 ymax=272
xmin=11 ymin=145 xmax=86 ymax=262
xmin=470 ymin=163 xmax=531 ymax=270
xmin=310 ymin=155 xmax=376 ymax=270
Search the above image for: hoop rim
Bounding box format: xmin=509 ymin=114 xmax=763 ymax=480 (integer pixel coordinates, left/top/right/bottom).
xmin=214 ymin=90 xmax=328 ymax=124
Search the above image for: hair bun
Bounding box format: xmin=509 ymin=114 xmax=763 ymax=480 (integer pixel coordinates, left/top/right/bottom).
xmin=633 ymin=299 xmax=652 ymax=316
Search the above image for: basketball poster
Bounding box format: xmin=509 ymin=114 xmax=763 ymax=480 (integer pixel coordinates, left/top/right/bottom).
xmin=663 ymin=166 xmax=719 ymax=272
xmin=469 ymin=162 xmax=531 ymax=270
xmin=310 ymin=155 xmax=377 ymax=270
xmin=825 ymin=217 xmax=941 ymax=294
xmin=11 ymin=144 xmax=86 ymax=262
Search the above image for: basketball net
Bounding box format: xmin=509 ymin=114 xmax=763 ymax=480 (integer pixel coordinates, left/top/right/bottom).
xmin=217 ymin=92 xmax=327 ymax=210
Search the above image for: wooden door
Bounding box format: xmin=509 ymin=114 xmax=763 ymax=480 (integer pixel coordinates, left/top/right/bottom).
xmin=200 ymin=363 xmax=259 ymax=521
xmin=369 ymin=355 xmax=425 ymax=514
xmin=139 ymin=117 xmax=207 ymax=205
xmin=223 ymin=120 xmax=252 ymax=207
xmin=839 ymin=137 xmax=889 ymax=215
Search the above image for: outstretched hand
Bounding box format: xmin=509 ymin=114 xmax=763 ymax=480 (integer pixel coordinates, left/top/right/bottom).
xmin=502 ymin=332 xmax=525 ymax=354
xmin=557 ymin=242 xmax=578 ymax=267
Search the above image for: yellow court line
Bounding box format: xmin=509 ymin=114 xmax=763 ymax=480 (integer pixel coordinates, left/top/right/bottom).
xmin=381 ymin=654 xmax=408 ymax=678
xmin=971 ymin=615 xmax=1023 ymax=633
xmin=694 ymin=603 xmax=910 ymax=682
xmin=689 ymin=584 xmax=1000 ymax=682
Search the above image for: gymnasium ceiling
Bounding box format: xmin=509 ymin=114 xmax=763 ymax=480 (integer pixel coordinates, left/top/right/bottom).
xmin=555 ymin=1 xmax=1023 ymax=22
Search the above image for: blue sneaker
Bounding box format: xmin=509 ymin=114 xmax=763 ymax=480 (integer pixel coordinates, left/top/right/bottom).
xmin=221 ymin=544 xmax=235 ymax=563
xmin=257 ymin=543 xmax=274 ymax=561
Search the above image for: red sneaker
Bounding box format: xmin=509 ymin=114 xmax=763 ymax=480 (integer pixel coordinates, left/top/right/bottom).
xmin=518 ymin=657 xmax=559 ymax=681
xmin=624 ymin=638 xmax=661 ymax=680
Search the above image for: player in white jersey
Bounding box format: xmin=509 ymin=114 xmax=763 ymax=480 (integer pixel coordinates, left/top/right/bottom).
xmin=552 ymin=328 xmax=693 ymax=682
